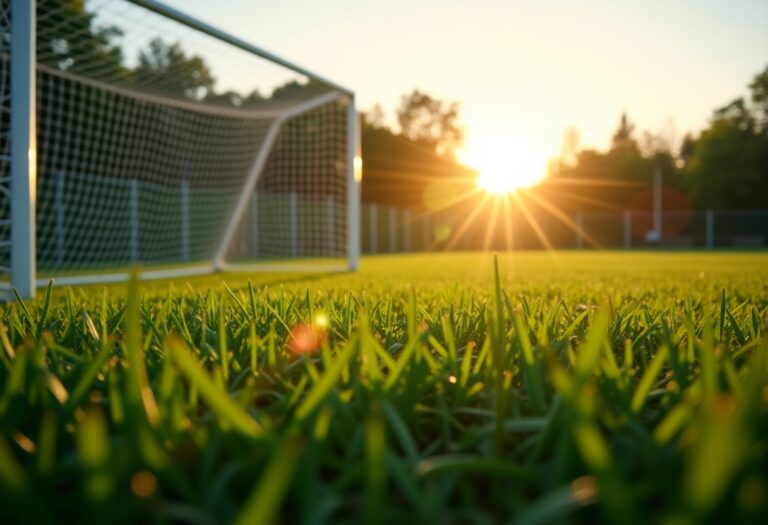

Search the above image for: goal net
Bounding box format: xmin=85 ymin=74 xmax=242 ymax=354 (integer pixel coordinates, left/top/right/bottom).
xmin=1 ymin=0 xmax=360 ymax=297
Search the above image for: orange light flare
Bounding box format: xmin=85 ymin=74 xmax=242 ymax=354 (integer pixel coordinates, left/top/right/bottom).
xmin=287 ymin=312 xmax=330 ymax=355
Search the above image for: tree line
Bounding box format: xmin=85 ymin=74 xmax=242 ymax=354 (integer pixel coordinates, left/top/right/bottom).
xmin=363 ymin=63 xmax=768 ymax=214
xmin=544 ymin=64 xmax=768 ymax=212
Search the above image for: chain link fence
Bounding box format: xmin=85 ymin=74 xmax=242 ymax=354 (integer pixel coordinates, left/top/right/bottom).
xmin=360 ymin=204 xmax=768 ymax=253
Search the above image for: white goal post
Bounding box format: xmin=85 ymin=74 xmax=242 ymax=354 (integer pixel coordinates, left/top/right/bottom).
xmin=1 ymin=0 xmax=362 ymax=299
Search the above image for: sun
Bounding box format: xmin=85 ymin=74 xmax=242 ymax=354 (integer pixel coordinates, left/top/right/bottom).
xmin=461 ymin=137 xmax=548 ymax=195
xmin=475 ymin=166 xmax=538 ymax=194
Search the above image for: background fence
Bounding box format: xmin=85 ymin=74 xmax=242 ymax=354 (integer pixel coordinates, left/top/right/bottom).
xmin=33 ymin=173 xmax=347 ymax=274
xmin=24 ymin=185 xmax=768 ymax=273
xmin=360 ymin=203 xmax=768 ymax=253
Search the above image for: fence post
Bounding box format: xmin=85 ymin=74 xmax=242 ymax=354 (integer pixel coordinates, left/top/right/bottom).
xmin=705 ymin=209 xmax=714 ymax=250
xmin=575 ymin=213 xmax=584 ymax=250
xmin=388 ymin=207 xmax=397 ymax=253
xmin=326 ymin=197 xmax=335 ymax=256
xmin=251 ymin=193 xmax=259 ymax=258
xmin=55 ymin=172 xmax=65 ymax=265
xmin=403 ymin=209 xmax=411 ymax=252
xmin=623 ymin=210 xmax=631 ymax=250
xmin=180 ymin=179 xmax=190 ymax=261
xmin=653 ymin=165 xmax=662 ymax=238
xmin=289 ymin=192 xmax=298 ymax=258
xmin=369 ymin=204 xmax=377 ymax=254
xmin=129 ymin=179 xmax=139 ymax=262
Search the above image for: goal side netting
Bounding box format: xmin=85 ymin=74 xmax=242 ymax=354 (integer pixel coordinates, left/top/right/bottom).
xmin=0 ymin=0 xmax=360 ymax=296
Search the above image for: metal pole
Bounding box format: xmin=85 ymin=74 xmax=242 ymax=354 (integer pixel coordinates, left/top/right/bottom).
xmin=575 ymin=213 xmax=584 ymax=250
xmin=55 ymin=172 xmax=65 ymax=265
xmin=403 ymin=209 xmax=411 ymax=252
xmin=706 ymin=209 xmax=714 ymax=249
xmin=346 ymin=99 xmax=361 ymax=269
xmin=180 ymin=179 xmax=190 ymax=261
xmin=388 ymin=207 xmax=397 ymax=253
xmin=623 ymin=210 xmax=631 ymax=250
xmin=10 ymin=0 xmax=37 ymax=298
xmin=369 ymin=204 xmax=377 ymax=254
xmin=129 ymin=179 xmax=139 ymax=262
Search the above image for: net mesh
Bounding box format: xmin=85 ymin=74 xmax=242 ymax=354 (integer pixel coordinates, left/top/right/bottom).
xmin=0 ymin=3 xmax=11 ymax=285
xmin=0 ymin=0 xmax=350 ymax=283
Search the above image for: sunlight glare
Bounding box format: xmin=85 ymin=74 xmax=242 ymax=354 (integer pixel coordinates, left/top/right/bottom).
xmin=461 ymin=134 xmax=548 ymax=194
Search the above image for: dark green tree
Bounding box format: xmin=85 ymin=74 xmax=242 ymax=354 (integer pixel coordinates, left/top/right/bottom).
xmin=684 ymin=65 xmax=768 ymax=209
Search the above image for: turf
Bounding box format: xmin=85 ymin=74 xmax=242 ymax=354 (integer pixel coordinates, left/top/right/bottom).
xmin=1 ymin=252 xmax=767 ymax=524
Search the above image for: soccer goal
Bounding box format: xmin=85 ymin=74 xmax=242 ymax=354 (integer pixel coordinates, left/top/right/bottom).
xmin=0 ymin=0 xmax=361 ymax=299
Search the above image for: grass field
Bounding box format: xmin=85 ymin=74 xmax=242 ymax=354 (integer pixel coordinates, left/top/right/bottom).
xmin=1 ymin=252 xmax=767 ymax=524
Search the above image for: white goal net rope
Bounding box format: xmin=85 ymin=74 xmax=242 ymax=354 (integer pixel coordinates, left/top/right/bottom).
xmin=0 ymin=0 xmax=351 ymax=282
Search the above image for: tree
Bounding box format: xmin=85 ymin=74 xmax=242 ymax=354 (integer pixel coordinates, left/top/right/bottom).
xmin=271 ymin=79 xmax=328 ymax=101
xmin=610 ymin=112 xmax=638 ymax=153
xmin=559 ymin=127 xmax=580 ymax=167
xmin=684 ymin=119 xmax=766 ymax=209
xmin=678 ymin=133 xmax=697 ymax=170
xmin=134 ymin=38 xmax=214 ymax=99
xmin=748 ymin=65 xmax=768 ymax=134
xmin=396 ymin=89 xmax=463 ymax=158
xmin=365 ymin=104 xmax=387 ymax=129
xmin=683 ymin=64 xmax=768 ymax=209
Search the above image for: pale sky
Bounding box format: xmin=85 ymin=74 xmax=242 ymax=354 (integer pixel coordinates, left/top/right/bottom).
xmin=162 ymin=0 xmax=768 ymax=180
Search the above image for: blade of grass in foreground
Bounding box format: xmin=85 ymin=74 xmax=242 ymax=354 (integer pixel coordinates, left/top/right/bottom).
xmin=630 ymin=345 xmax=668 ymax=413
xmin=416 ymin=454 xmax=532 ymax=480
xmin=0 ymin=434 xmax=26 ymax=491
xmin=125 ymin=272 xmax=159 ymax=426
xmin=513 ymin=476 xmax=598 ymax=525
xmin=293 ymin=334 xmax=358 ymax=421
xmin=234 ymin=436 xmax=303 ymax=525
xmin=165 ymin=335 xmax=262 ymax=438
xmin=366 ymin=401 xmax=386 ymax=525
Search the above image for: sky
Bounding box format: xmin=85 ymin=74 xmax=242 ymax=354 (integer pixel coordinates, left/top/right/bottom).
xmin=162 ymin=0 xmax=768 ymax=182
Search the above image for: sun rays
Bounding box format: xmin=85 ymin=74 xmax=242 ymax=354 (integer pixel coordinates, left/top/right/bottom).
xmin=377 ymin=157 xmax=627 ymax=258
xmin=396 ymin=171 xmax=630 ymax=258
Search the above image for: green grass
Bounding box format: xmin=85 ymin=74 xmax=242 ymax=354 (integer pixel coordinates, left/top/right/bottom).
xmin=1 ymin=252 xmax=767 ymax=524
